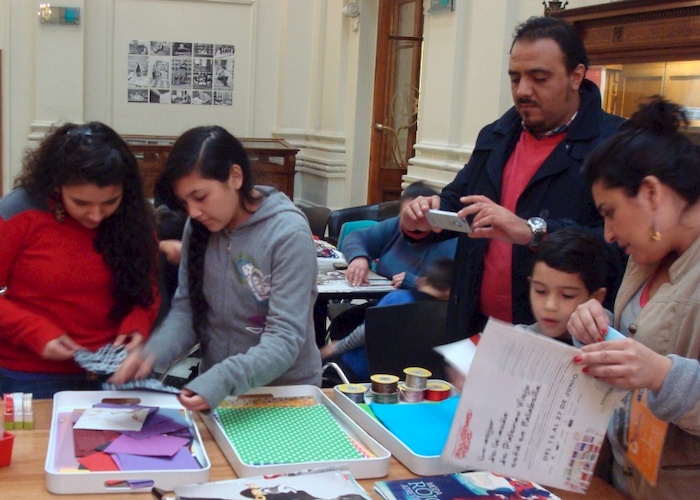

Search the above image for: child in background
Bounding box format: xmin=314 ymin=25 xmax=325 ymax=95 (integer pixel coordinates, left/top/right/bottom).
xmin=522 ymin=227 xmax=610 ymax=343
xmin=321 ymin=258 xmax=453 ymax=381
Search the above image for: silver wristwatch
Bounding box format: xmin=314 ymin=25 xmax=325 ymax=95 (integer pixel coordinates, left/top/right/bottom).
xmin=526 ymin=217 xmax=547 ymax=247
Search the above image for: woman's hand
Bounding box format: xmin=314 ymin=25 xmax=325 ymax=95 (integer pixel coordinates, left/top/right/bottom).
xmin=567 ymin=298 xmax=610 ymax=345
xmin=574 ymin=338 xmax=672 ymax=392
xmin=42 ymin=334 xmax=82 ymax=361
xmin=113 ymin=332 xmax=145 ymax=351
xmin=108 ymin=346 xmax=154 ymax=384
xmin=345 ymin=258 xmax=370 ymax=286
xmin=178 ymin=388 xmax=211 ymax=411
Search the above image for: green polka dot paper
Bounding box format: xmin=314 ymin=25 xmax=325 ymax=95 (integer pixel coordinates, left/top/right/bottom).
xmin=215 ymin=405 xmax=364 ymax=465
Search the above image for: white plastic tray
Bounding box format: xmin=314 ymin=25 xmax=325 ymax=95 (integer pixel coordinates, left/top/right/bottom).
xmin=200 ymin=385 xmax=390 ymax=479
xmin=45 ymin=391 xmax=211 ymax=494
xmin=333 ymin=381 xmax=464 ymax=476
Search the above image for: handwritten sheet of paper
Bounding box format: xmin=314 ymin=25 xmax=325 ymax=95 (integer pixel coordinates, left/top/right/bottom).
xmin=73 ymin=407 xmax=151 ymax=432
xmin=441 ymin=319 xmax=629 ymax=494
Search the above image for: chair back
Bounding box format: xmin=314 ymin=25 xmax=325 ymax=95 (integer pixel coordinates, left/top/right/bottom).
xmin=299 ymin=205 xmax=332 ymax=238
xmin=326 ymin=205 xmax=379 ymax=246
xmin=337 ymin=220 xmax=379 ymax=250
xmin=326 ymin=201 xmax=401 ymax=246
xmin=364 ymin=300 xmax=448 ymax=379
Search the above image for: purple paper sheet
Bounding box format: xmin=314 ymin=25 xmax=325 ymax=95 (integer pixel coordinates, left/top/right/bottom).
xmin=105 ymin=434 xmax=189 ymax=457
xmin=122 ymin=412 xmax=189 ymax=439
xmin=115 ymin=447 xmax=200 ymax=471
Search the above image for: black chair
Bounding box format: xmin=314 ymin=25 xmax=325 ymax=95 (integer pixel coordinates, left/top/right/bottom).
xmin=326 ymin=200 xmax=401 ymax=246
xmin=299 ymin=205 xmax=332 ymax=238
xmin=364 ymin=300 xmax=448 ymax=379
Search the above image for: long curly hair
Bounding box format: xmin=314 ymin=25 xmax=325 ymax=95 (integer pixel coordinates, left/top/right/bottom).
xmin=154 ymin=125 xmax=260 ymax=335
xmin=15 ymin=121 xmax=158 ymax=322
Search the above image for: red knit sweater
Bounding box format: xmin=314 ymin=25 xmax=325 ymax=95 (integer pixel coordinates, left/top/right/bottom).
xmin=0 ymin=191 xmax=160 ymax=374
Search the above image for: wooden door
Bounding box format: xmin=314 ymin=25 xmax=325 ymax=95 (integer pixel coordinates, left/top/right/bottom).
xmin=367 ymin=0 xmax=423 ymax=204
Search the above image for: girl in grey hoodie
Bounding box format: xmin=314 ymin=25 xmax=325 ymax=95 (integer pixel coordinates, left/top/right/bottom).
xmin=111 ymin=126 xmax=321 ymax=410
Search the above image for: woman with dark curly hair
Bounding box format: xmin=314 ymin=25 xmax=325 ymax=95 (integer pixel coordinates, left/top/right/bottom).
xmin=567 ymin=97 xmax=700 ymax=498
xmin=110 ymin=125 xmax=321 ymax=411
xmin=0 ymin=122 xmax=160 ymax=398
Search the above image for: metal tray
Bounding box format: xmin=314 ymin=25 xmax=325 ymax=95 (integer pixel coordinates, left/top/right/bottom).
xmin=334 ymin=381 xmax=463 ymax=476
xmin=200 ymin=385 xmax=390 ymax=479
xmin=45 ymin=391 xmax=211 ymax=494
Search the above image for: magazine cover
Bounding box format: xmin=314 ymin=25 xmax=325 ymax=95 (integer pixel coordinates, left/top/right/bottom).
xmin=172 ymin=468 xmax=371 ymax=500
xmin=374 ymin=471 xmax=560 ymax=500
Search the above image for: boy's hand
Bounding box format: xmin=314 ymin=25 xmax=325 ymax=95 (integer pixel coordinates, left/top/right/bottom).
xmin=345 ymin=258 xmax=370 ymax=286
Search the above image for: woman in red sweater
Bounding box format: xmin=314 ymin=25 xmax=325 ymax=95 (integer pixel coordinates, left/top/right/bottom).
xmin=0 ymin=122 xmax=161 ymax=398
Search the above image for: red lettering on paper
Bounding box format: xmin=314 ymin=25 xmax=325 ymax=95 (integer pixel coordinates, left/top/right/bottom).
xmin=453 ymin=410 xmax=473 ymax=459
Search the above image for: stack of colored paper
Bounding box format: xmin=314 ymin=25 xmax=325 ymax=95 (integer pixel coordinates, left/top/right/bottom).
xmin=68 ymin=403 xmax=201 ymax=472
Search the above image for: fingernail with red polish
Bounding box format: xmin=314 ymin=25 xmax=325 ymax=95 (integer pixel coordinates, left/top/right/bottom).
xmin=573 ymin=355 xmax=582 ymax=363
xmin=582 ymin=366 xmax=589 ymax=374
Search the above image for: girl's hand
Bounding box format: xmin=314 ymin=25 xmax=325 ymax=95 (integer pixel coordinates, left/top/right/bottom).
xmin=108 ymin=346 xmax=154 ymax=384
xmin=574 ymin=338 xmax=672 ymax=391
xmin=113 ymin=332 xmax=145 ymax=351
xmin=178 ymin=388 xmax=211 ymax=411
xmin=567 ymin=298 xmax=610 ymax=345
xmin=42 ymin=334 xmax=82 ymax=361
xmin=320 ymin=340 xmax=339 ymax=360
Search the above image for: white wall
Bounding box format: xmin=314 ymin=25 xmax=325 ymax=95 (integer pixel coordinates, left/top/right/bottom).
xmin=0 ymin=0 xmax=617 ymax=205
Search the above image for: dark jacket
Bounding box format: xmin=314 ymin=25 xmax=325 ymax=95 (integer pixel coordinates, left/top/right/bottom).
xmin=438 ymin=79 xmax=626 ymax=341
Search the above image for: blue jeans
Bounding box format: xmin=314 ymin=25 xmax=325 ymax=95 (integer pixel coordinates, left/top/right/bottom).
xmin=0 ymin=368 xmax=102 ymax=399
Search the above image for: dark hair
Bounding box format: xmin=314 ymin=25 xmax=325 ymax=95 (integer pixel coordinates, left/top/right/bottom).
xmin=531 ymin=228 xmax=608 ymax=294
xmin=155 ymin=125 xmax=261 ymax=335
xmin=401 ymin=181 xmax=438 ymax=201
xmin=422 ymin=258 xmax=454 ymax=292
xmin=511 ymin=16 xmax=589 ymax=73
xmin=582 ymin=96 xmax=700 ymax=206
xmin=14 ymin=121 xmax=158 ymax=321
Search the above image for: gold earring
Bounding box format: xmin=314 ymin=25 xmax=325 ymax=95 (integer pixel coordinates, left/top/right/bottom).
xmin=651 ymin=212 xmax=661 ymax=241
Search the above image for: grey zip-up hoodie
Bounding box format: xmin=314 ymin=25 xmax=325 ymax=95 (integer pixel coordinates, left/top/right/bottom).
xmin=146 ymin=187 xmax=322 ymax=408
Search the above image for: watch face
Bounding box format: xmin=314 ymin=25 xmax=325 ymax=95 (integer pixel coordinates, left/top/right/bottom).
xmin=529 ymin=217 xmax=546 ymax=232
